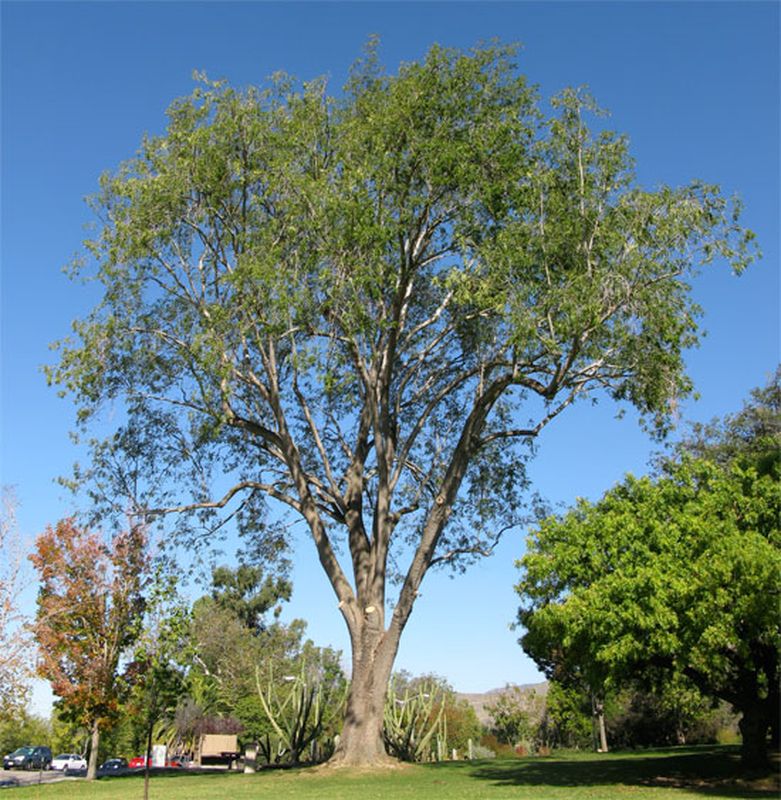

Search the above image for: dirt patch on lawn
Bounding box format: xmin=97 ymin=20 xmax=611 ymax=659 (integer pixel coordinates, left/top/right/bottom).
xmin=308 ymin=758 xmax=417 ymax=775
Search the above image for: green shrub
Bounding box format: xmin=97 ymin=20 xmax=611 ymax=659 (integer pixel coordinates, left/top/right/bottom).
xmin=470 ymin=743 xmax=496 ymax=759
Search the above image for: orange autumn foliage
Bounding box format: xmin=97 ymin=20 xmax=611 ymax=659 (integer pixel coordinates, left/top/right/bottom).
xmin=30 ymin=518 xmax=147 ymax=730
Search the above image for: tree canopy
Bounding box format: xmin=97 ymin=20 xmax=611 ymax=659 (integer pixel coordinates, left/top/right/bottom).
xmin=516 ymin=375 xmax=780 ymax=767
xmin=50 ymin=40 xmax=755 ymax=764
xmin=209 ymin=563 xmax=291 ymax=634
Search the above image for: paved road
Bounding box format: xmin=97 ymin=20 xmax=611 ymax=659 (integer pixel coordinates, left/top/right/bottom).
xmin=0 ymin=769 xmax=77 ymax=789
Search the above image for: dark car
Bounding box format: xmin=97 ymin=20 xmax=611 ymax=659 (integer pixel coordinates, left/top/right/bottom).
xmin=97 ymin=757 xmax=129 ymax=776
xmin=2 ymin=746 xmax=53 ymax=770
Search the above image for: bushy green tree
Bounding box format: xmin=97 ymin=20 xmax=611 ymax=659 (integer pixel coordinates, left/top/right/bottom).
xmin=485 ymin=685 xmax=538 ymax=746
xmin=210 ymin=564 xmax=291 ymax=634
xmin=538 ymin=681 xmax=592 ymax=750
xmin=443 ymin=697 xmax=483 ymax=757
xmin=186 ymin=563 xmax=316 ymax=718
xmin=517 ymin=378 xmax=780 ymax=767
xmin=50 ymin=39 xmax=756 ymax=764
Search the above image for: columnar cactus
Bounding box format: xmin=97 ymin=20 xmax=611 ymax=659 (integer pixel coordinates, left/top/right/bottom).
xmin=383 ymin=676 xmax=446 ymax=762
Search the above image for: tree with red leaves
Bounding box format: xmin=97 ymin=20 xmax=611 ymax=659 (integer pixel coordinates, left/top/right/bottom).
xmin=30 ymin=519 xmax=147 ymax=779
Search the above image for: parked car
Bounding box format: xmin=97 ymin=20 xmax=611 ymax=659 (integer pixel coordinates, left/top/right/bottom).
xmin=51 ymin=753 xmax=84 ymax=771
xmin=128 ymin=755 xmax=183 ymax=768
xmin=2 ymin=746 xmax=52 ymax=770
xmin=97 ymin=757 xmax=128 ymax=775
xmin=64 ymin=755 xmax=87 ymax=772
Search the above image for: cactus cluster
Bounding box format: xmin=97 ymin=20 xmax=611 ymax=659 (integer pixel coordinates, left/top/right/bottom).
xmin=255 ymin=661 xmax=347 ymax=764
xmin=382 ymin=676 xmax=447 ymax=762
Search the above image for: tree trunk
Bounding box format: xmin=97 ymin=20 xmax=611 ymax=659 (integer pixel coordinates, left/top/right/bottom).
xmin=86 ymin=720 xmax=100 ymax=780
xmin=331 ymin=623 xmax=397 ymax=766
xmin=592 ymin=694 xmax=608 ymax=753
xmin=739 ymin=704 xmax=770 ymax=768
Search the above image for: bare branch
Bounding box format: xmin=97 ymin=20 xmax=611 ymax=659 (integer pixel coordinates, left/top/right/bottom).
xmin=428 ymin=521 xmax=518 ymax=568
xmin=141 ymin=480 xmax=302 ymax=519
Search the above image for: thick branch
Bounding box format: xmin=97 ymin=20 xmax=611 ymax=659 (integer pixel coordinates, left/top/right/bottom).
xmin=388 ymin=373 xmax=514 ymax=640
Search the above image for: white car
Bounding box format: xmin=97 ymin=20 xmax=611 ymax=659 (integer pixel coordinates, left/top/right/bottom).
xmin=51 ymin=753 xmax=86 ymax=771
xmin=66 ymin=755 xmax=87 ymax=771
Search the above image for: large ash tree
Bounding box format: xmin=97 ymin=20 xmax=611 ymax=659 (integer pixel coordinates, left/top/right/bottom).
xmin=51 ymin=43 xmax=755 ymax=765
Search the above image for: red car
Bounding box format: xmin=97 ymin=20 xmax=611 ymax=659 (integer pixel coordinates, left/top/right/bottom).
xmin=128 ymin=756 xmax=183 ymax=769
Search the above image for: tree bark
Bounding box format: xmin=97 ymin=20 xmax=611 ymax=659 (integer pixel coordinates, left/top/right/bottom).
xmin=331 ymin=623 xmax=398 ymax=766
xmin=592 ymin=694 xmax=608 ymax=753
xmin=86 ymin=719 xmax=100 ymax=780
xmin=739 ymin=704 xmax=770 ymax=769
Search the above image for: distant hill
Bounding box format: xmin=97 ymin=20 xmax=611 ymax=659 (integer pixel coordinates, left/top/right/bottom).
xmin=456 ymin=682 xmax=548 ymax=726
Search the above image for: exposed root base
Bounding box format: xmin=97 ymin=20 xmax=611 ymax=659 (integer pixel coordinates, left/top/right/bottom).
xmin=312 ymin=755 xmax=412 ymax=773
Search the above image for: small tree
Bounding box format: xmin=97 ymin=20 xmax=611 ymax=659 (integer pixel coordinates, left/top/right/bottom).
xmin=442 ymin=697 xmax=482 ymax=757
xmin=0 ymin=489 xmax=33 ymax=718
xmin=127 ymin=571 xmax=189 ymax=800
xmin=538 ymin=681 xmax=592 ymax=750
xmin=30 ymin=519 xmax=148 ymax=779
xmin=485 ymin=685 xmax=537 ymax=748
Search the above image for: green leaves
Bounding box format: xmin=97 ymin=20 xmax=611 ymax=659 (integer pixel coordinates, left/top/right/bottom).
xmin=516 ymin=378 xmax=781 ymax=763
xmin=56 ymin=41 xmax=759 ymax=510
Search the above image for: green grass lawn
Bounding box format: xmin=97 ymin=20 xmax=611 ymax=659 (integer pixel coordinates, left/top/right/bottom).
xmin=6 ymin=746 xmax=778 ymax=800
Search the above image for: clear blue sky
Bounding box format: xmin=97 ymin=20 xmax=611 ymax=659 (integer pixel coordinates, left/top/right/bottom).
xmin=2 ymin=2 xmax=779 ymax=713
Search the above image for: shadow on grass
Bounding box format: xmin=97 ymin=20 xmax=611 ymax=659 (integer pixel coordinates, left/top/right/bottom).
xmin=428 ymin=746 xmax=779 ymax=799
xmin=97 ymin=767 xmax=236 ymax=781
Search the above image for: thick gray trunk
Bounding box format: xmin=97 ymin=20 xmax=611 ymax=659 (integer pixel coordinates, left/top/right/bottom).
xmin=332 ymin=624 xmax=397 ymax=765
